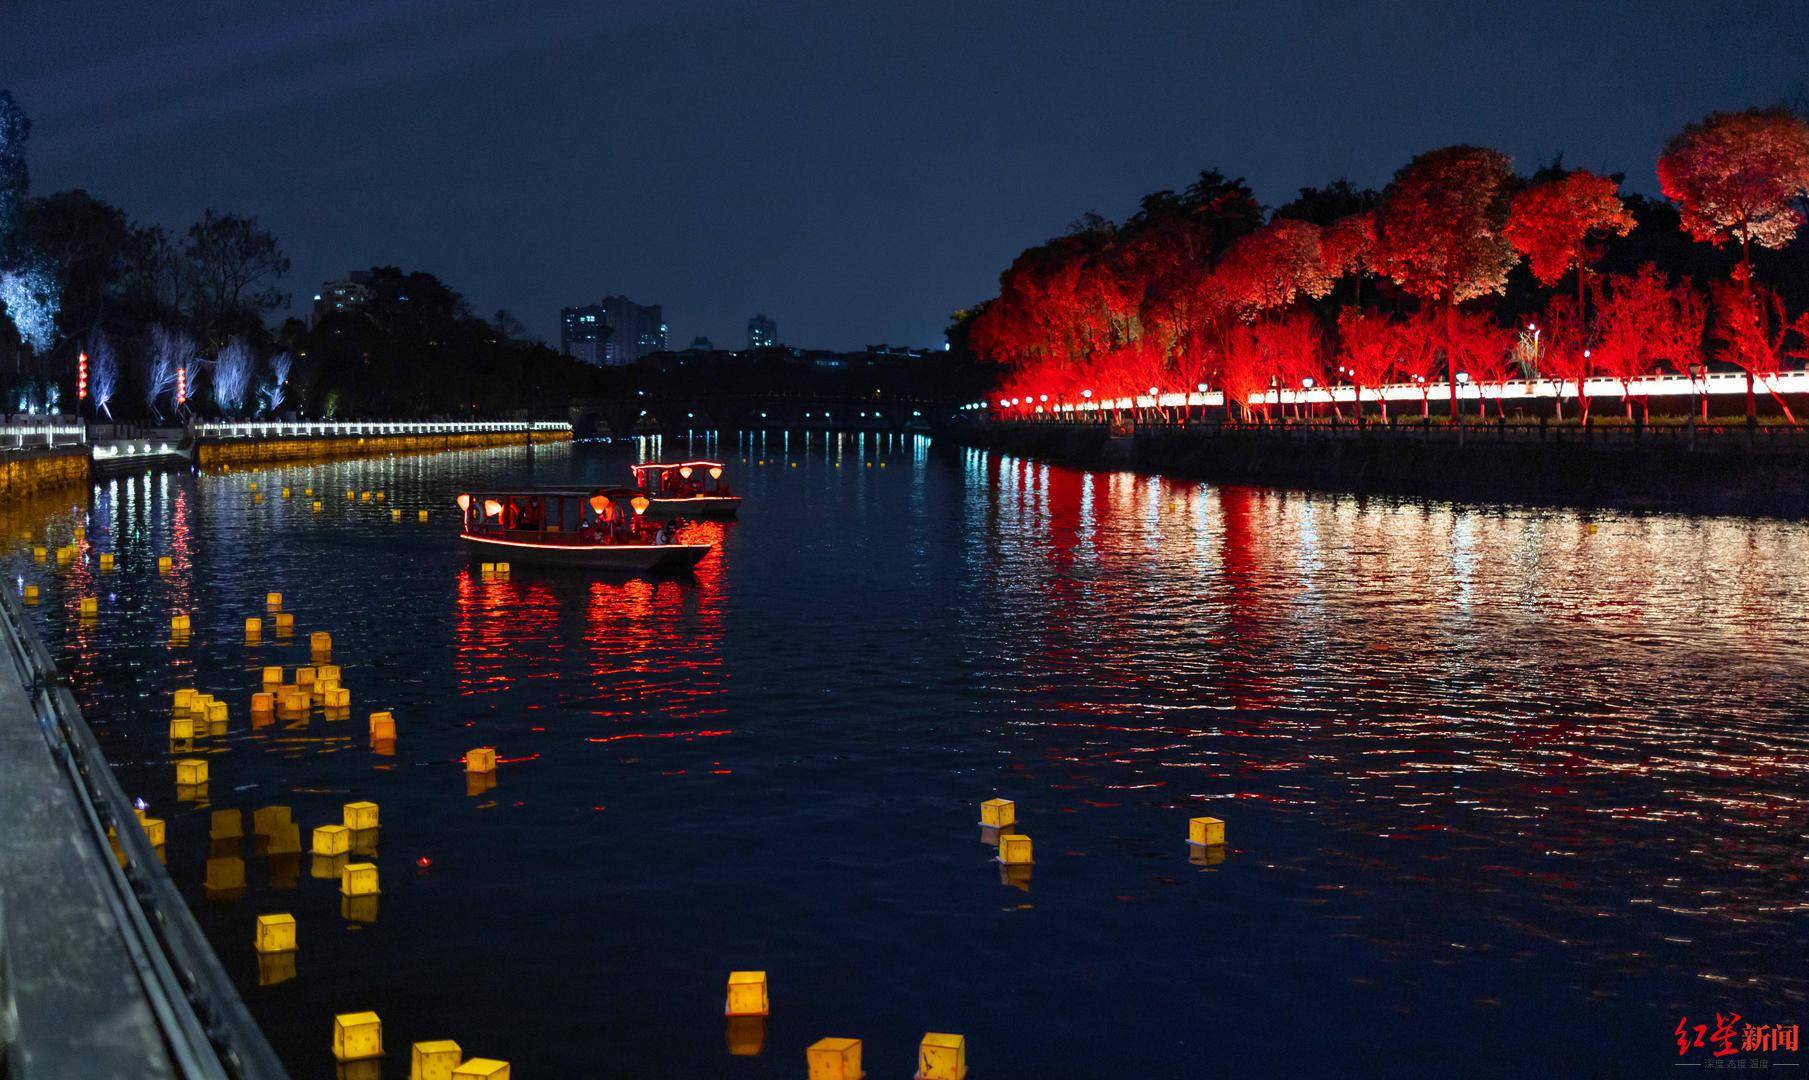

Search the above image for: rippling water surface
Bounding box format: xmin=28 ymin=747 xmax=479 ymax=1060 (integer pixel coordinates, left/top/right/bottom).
xmin=8 ymin=434 xmax=1807 ymax=1077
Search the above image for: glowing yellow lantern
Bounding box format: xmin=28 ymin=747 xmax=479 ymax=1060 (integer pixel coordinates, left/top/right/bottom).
xmin=1188 ymin=816 xmax=1225 ymax=847
xmin=725 ymin=971 xmax=769 ymax=1017
xmin=588 ymin=494 xmax=608 ymax=514
xmin=23 ymin=584 xmax=38 ymax=604
xmin=158 ymin=555 xmax=173 ymax=572
xmin=207 ymin=700 xmax=228 ymax=724
xmin=411 ymin=1041 xmax=463 ymax=1080
xmin=169 ymin=717 xmax=198 ymax=740
xmin=806 ymin=1037 xmax=863 ymax=1080
xmin=248 ymin=481 xmax=257 ymax=492
xmin=266 ymin=592 xmax=283 ymax=608
xmin=457 ymin=493 xmax=472 ymax=512
xmin=311 ymin=630 xmax=332 ymax=654
xmin=171 ymin=614 xmax=191 ymax=632
xmin=281 ymin=487 xmax=291 ymax=499
xmin=343 ymin=801 xmax=380 ymax=830
xmin=244 ymin=617 xmax=262 ymax=638
xmin=465 ymin=747 xmax=497 ymax=774
xmin=140 ymin=817 xmax=166 ymax=846
xmin=340 ymin=862 xmax=380 ymax=897
xmin=360 ymin=491 xmax=371 ymax=502
xmin=483 ymin=499 xmax=503 ymax=519
xmin=998 ymin=833 xmax=1033 ymax=865
xmin=255 ymin=913 xmax=297 ymax=953
xmin=917 ymin=1033 xmax=967 ymax=1080
xmin=709 ymin=466 xmax=722 ymax=480
xmin=312 ymin=824 xmax=351 ymax=856
xmin=252 ymin=691 xmax=275 ymax=714
xmin=452 ymin=1060 xmax=510 ymax=1080
xmin=274 ymin=612 xmax=294 ymax=631
xmin=175 ymin=759 xmax=208 ymax=786
xmin=317 ymin=663 xmax=342 ymax=683
xmin=253 ymin=806 xmax=292 ymax=835
xmin=345 ymin=489 xmax=355 ymax=500
xmin=374 ymin=492 xmax=385 ymax=502
xmin=679 ymin=465 xmax=694 ymax=479
xmin=391 ymin=508 xmax=401 ymax=520
xmin=333 ymin=1011 xmax=383 ymax=1061
xmin=418 ymin=509 xmax=429 ymax=521
xmin=369 ymin=711 xmax=396 ymax=740
xmin=211 ymin=809 xmax=243 ymax=840
xmin=98 ymin=553 xmax=115 ymax=570
xmin=312 ymin=501 xmax=322 ymax=512
xmin=494 ymin=562 xmax=510 ymax=575
xmin=630 ymin=495 xmax=650 ymax=516
xmin=31 ymin=545 xmax=46 ymax=563
xmin=79 ymin=596 xmax=98 ymax=615
xmin=262 ymin=665 xmax=283 ymax=685
xmin=324 ymin=686 xmax=350 ymax=708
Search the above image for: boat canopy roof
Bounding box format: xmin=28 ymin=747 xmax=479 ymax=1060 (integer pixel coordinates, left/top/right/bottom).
xmin=630 ymin=460 xmax=723 ymax=473
xmin=461 ymin=486 xmax=640 ymax=499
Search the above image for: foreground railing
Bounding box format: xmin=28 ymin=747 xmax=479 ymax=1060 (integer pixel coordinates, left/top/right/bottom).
xmin=190 ymin=420 xmax=571 ymax=439
xmin=0 ymin=588 xmax=286 ymax=1079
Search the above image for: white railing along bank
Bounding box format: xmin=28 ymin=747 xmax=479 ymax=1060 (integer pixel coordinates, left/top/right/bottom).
xmin=0 ymin=420 xmax=87 ymax=448
xmin=191 ymin=420 xmax=572 ymax=439
xmin=980 ymin=370 xmax=1809 ymax=415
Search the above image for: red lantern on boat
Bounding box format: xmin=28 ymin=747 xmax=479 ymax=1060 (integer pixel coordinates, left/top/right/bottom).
xmin=708 ymin=467 xmax=722 ymax=480
xmin=483 ymin=499 xmax=503 ymax=518
xmin=588 ymin=494 xmax=609 ymax=515
xmin=678 ymin=466 xmax=694 ymax=480
xmin=456 ymin=493 xmax=472 ymax=512
xmin=630 ymin=495 xmax=650 ymax=516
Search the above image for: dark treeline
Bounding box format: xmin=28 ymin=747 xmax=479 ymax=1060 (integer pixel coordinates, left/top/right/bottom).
xmin=0 ymin=90 xmax=604 ymax=422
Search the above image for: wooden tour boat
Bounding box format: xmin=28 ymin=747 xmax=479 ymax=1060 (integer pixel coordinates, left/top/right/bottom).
xmin=457 ymin=487 xmax=711 ymax=572
xmin=629 ymin=460 xmax=742 ymax=518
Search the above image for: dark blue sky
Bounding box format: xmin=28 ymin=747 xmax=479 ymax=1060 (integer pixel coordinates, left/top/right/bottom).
xmin=6 ymin=1 xmax=1807 ymax=350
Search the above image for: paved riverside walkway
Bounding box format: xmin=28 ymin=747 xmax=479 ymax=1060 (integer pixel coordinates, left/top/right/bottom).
xmin=0 ymin=593 xmax=285 ymax=1079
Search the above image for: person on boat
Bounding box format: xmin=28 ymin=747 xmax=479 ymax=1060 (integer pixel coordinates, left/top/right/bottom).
xmin=654 ymin=521 xmax=674 ymax=545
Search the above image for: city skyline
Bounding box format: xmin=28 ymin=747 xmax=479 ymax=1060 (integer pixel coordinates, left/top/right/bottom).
xmin=6 ymin=2 xmax=1805 ymax=353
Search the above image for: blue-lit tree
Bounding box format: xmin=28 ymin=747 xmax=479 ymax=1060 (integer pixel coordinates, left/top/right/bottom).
xmin=88 ymin=328 xmax=118 ymax=418
xmin=261 ymin=351 xmax=293 ymax=415
xmin=144 ymin=324 xmax=188 ymax=418
xmin=211 ymin=336 xmax=254 ymax=415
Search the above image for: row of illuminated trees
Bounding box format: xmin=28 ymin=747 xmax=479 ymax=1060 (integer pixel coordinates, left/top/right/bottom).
xmin=961 ymin=107 xmax=1809 ymax=422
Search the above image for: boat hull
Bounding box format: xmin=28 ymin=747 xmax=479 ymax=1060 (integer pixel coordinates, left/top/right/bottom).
xmin=460 ymin=533 xmax=710 ymax=572
xmin=644 ymin=495 xmax=741 ymax=519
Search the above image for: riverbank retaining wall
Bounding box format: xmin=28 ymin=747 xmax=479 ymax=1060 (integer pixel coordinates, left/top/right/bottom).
xmin=196 ymin=425 xmax=570 ymax=468
xmin=0 ymin=446 xmax=91 ymax=502
xmin=952 ymin=422 xmax=1809 ymax=517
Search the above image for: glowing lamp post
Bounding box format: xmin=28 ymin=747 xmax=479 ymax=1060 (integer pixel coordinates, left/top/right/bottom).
xmin=77 ymin=351 xmax=88 ymax=404
xmin=175 ymin=367 xmax=187 ymax=409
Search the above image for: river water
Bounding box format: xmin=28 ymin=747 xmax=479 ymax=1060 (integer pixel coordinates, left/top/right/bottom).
xmin=8 ymin=434 xmax=1807 ymax=1077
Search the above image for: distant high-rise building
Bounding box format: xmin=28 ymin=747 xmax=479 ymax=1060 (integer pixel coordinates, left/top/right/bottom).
xmin=560 ymin=304 xmax=610 ymax=366
xmin=310 ymin=269 xmax=374 ymax=324
xmin=747 ymin=313 xmax=778 ymax=350
xmin=598 ymin=296 xmax=667 ymax=365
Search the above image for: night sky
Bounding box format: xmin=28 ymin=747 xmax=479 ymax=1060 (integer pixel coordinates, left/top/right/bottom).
xmin=7 ymin=1 xmax=1806 ymax=351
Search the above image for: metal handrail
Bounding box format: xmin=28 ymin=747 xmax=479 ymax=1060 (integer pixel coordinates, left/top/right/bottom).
xmin=0 ymin=589 xmax=288 ymax=1079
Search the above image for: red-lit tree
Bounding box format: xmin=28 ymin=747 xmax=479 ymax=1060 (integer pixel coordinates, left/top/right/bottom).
xmin=1335 ymin=309 xmax=1399 ymax=418
xmin=1208 ymin=219 xmax=1334 ymax=321
xmin=1320 ymin=210 xmax=1377 ymax=305
xmin=1539 ymin=293 xmax=1596 ymax=421
xmin=1503 ymin=170 xmax=1634 ymax=313
xmin=1591 ymin=267 xmax=1706 ymax=420
xmin=1392 ymin=309 xmax=1446 ymax=418
xmin=1711 ymin=280 xmax=1797 ymax=422
xmin=1446 ymin=309 xmax=1515 ymax=417
xmin=1658 ymin=108 xmax=1809 ymax=286
xmin=1371 ymin=146 xmax=1522 ymax=420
